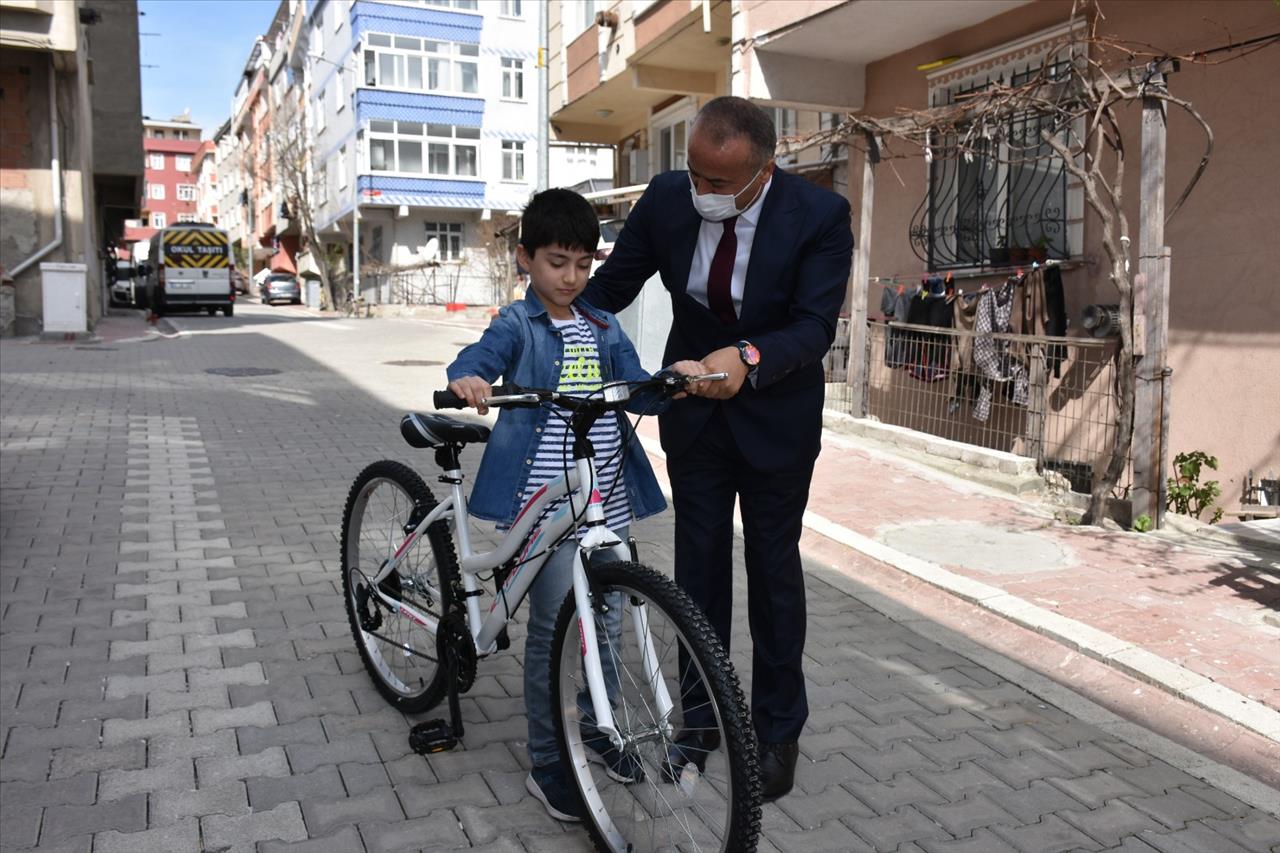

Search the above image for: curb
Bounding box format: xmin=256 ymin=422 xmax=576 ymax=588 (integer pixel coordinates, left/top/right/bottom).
xmin=638 ymin=433 xmax=1280 ymax=748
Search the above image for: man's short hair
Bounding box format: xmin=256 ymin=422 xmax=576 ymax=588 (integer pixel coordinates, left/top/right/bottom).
xmin=520 ymin=188 xmax=600 ymax=256
xmin=693 ymin=96 xmax=777 ymax=167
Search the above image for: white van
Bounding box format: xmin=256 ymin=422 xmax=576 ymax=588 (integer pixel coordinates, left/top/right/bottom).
xmin=142 ymin=223 xmax=235 ymax=317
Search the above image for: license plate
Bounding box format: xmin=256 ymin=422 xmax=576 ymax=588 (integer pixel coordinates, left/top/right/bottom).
xmin=169 ymin=281 xmax=194 ymax=290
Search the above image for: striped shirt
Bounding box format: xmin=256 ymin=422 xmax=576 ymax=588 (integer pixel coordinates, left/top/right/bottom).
xmin=517 ymin=308 xmax=630 ymax=533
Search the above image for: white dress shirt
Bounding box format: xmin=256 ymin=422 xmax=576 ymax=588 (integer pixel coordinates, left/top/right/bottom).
xmin=686 ymin=176 xmax=773 ymax=315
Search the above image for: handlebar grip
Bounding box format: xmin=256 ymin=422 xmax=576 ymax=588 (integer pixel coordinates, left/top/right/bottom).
xmin=433 ymin=389 xmax=467 ymax=409
xmin=433 ymin=385 xmax=515 ymax=410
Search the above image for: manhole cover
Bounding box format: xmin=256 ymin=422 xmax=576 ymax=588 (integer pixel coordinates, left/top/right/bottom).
xmin=384 ymin=360 xmax=443 ymax=367
xmin=878 ymin=521 xmax=1070 ymax=574
xmin=205 ymin=367 xmax=282 ymax=377
xmin=75 ymin=346 xmax=117 ymax=351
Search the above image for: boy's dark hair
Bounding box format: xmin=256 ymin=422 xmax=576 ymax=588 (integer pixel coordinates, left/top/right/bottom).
xmin=519 ymin=188 xmax=600 ymax=256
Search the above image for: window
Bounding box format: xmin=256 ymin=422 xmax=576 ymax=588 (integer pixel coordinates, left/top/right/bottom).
xmin=502 ymin=141 xmax=525 ymax=181
xmin=819 ymin=112 xmax=842 ymax=161
xmin=422 ymin=0 xmax=478 ymax=8
xmin=368 ymin=120 xmax=478 ymax=177
xmin=501 ymin=58 xmax=524 ymax=100
xmin=153 ymin=129 xmax=165 ymax=139
xmin=176 ymin=155 xmax=192 ymax=172
xmin=176 ymin=184 xmax=196 ymax=201
xmin=363 ymin=34 xmax=478 ymax=95
xmin=317 ymin=164 xmax=328 ymax=205
xmin=150 ymin=183 xmax=166 ymax=200
xmin=766 ymin=107 xmax=797 ymax=139
xmin=334 ymin=1 xmax=342 ymax=30
xmin=316 ymin=90 xmax=327 ymax=132
xmin=917 ymin=33 xmax=1081 ymax=271
xmin=334 ymin=73 xmax=345 ymax=111
xmin=425 ymin=221 xmax=463 ymax=260
xmin=314 ymin=11 xmax=325 ymax=53
xmin=149 ymin=152 xmax=165 ymax=170
xmin=499 ymin=0 xmax=522 ymax=16
xmin=658 ymin=119 xmax=687 ymax=173
xmin=177 ymin=213 xmax=197 ymax=223
xmin=338 ymin=146 xmax=348 ymax=189
xmin=151 ymin=212 xmax=166 ymax=228
xmin=574 ymin=0 xmax=596 ymax=35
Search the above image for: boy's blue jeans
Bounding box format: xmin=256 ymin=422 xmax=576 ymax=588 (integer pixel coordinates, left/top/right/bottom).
xmin=525 ymin=527 xmax=628 ymax=769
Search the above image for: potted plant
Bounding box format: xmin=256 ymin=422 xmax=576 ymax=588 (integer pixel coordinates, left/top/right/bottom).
xmin=1010 ymin=245 xmax=1029 ymax=265
xmin=1027 ymin=235 xmax=1050 ymax=264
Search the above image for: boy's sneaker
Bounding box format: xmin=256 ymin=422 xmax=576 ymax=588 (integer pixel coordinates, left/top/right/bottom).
xmin=582 ymin=723 xmax=645 ymax=784
xmin=526 ymin=763 xmax=584 ymax=822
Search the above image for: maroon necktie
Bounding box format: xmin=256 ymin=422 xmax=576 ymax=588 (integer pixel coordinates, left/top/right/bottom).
xmin=706 ymin=215 xmax=738 ymax=324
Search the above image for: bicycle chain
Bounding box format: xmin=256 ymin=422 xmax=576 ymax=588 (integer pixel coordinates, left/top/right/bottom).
xmin=438 ymin=608 xmax=476 ymax=693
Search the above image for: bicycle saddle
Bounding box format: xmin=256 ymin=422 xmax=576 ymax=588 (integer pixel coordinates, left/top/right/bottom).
xmin=400 ymin=412 xmax=491 ymax=448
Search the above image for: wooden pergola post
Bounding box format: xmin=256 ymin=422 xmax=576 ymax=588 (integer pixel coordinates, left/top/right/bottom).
xmin=845 ymin=133 xmax=878 ymax=418
xmin=1132 ymin=68 xmax=1173 ymax=527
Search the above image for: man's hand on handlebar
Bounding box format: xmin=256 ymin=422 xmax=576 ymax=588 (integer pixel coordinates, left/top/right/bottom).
xmin=665 ymin=359 xmax=707 ymax=399
xmin=690 ymin=347 xmax=748 ymax=399
xmin=448 ymin=376 xmax=493 ymax=415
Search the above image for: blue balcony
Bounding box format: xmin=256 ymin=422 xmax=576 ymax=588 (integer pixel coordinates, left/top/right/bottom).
xmin=352 ymin=1 xmax=481 ymax=43
xmin=357 ymin=175 xmax=485 ymax=209
xmin=356 ymin=89 xmax=483 ymax=128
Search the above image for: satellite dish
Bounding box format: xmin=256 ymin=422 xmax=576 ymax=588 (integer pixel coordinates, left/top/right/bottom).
xmin=423 ymin=237 xmax=440 ymax=264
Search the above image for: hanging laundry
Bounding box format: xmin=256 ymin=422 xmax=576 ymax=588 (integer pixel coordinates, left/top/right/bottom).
xmin=971 ymin=278 xmax=1028 ymax=422
xmin=882 ymin=283 xmax=916 ymax=368
xmin=1021 ymin=265 xmax=1069 ymax=376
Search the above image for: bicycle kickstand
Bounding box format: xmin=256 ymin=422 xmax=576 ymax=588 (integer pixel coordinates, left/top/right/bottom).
xmin=408 ymin=649 xmax=466 ymax=755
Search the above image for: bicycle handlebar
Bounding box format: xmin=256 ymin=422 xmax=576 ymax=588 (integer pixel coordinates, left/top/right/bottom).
xmin=432 ymin=372 xmax=728 ymax=412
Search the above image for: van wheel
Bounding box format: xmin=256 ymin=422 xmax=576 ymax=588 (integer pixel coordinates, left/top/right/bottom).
xmin=223 ymin=305 xmax=234 ymax=317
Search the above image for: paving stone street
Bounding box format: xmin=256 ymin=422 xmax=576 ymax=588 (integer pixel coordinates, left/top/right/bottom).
xmin=2 ymin=304 xmax=1278 ymax=852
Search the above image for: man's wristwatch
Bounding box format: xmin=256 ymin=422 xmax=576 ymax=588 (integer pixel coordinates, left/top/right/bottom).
xmin=736 ymin=340 xmax=761 ymax=369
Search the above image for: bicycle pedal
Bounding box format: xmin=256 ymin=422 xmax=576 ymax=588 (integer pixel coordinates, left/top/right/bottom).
xmin=409 ymin=719 xmax=458 ymax=754
xmin=494 ymin=626 xmax=510 ymax=651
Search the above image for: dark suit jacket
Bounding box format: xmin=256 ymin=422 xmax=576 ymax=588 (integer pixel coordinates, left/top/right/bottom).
xmin=584 ymin=168 xmax=854 ymax=472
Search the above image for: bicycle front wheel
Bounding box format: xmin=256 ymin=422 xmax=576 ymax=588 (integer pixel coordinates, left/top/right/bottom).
xmin=551 ymin=562 xmax=760 ymax=853
xmin=341 ymin=460 xmax=458 ymax=714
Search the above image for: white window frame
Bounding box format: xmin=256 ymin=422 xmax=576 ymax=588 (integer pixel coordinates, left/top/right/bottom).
xmin=572 ymin=0 xmax=596 ymax=37
xmin=501 ymin=140 xmax=525 ymax=182
xmin=362 ymin=33 xmax=479 ymax=96
xmin=337 ymin=145 xmax=348 ymax=189
xmin=149 ymin=152 xmax=165 ymax=170
xmin=501 ymin=57 xmax=525 ymax=101
xmin=499 ymin=0 xmax=522 ymax=17
xmin=334 ymin=73 xmax=345 ymax=112
xmin=367 ymin=120 xmax=479 ymax=179
xmin=151 ymin=212 xmax=167 ymax=228
xmin=177 ymin=213 xmax=197 ymax=223
xmin=650 ymin=98 xmax=695 ymax=175
xmin=334 ymin=1 xmax=342 ymax=30
xmin=424 ymin=221 xmax=464 ymax=261
xmin=176 ymin=184 xmax=196 ymax=201
xmin=422 ymin=0 xmax=479 ymax=10
xmin=150 ymin=183 xmax=166 ymax=200
xmin=314 ymin=10 xmax=325 ymax=53
xmin=316 ymin=89 xmax=327 ymax=132
xmin=175 ymin=154 xmax=192 ymax=172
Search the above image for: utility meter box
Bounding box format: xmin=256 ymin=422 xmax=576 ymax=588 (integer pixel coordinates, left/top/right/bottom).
xmin=40 ymin=262 xmax=88 ymax=333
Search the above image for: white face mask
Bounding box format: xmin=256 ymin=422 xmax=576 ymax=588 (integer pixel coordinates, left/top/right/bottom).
xmin=689 ymin=166 xmax=765 ymax=222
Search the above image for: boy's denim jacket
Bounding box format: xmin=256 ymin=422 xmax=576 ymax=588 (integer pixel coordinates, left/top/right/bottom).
xmin=446 ymin=290 xmax=668 ymax=526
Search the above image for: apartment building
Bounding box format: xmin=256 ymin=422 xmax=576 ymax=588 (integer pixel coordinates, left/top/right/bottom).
xmin=129 ymin=116 xmax=203 ymax=242
xmin=193 ymin=140 xmax=219 ymax=226
xmin=0 ymin=0 xmax=144 ymax=336
xmin=308 ymin=0 xmax=539 ymax=304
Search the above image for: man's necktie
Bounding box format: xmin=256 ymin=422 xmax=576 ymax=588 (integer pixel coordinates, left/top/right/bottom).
xmin=706 ymin=216 xmax=738 ymax=324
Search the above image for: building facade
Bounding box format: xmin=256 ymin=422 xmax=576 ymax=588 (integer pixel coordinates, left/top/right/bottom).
xmin=126 ymin=117 xmax=203 ymax=244
xmin=0 ymin=0 xmax=143 ymax=335
xmin=307 ymin=0 xmax=539 ymax=304
xmin=193 ymin=140 xmax=219 ymax=226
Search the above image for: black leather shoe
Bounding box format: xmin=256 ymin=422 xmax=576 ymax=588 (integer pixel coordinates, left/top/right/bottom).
xmin=759 ymin=741 xmax=799 ymax=802
xmin=661 ymin=729 xmax=721 ymax=782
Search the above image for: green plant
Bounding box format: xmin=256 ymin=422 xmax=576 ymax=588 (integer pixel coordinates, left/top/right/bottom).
xmin=1166 ymin=450 xmax=1224 ymax=524
xmin=1132 ymin=514 xmax=1153 ymax=533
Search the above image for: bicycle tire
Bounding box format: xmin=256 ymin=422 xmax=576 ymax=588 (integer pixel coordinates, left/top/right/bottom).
xmin=341 ymin=460 xmax=460 ymax=713
xmin=550 ymin=561 xmax=761 ymax=853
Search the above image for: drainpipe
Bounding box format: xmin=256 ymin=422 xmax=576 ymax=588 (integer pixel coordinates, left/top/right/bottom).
xmin=10 ymin=59 xmax=63 ymax=278
xmin=537 ymin=0 xmax=548 ymax=192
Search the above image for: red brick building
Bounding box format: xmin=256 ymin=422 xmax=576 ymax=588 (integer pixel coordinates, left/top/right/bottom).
xmin=124 ymin=117 xmax=202 ymax=244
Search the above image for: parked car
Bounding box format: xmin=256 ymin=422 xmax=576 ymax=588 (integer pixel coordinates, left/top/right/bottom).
xmin=230 ymin=268 xmax=249 ymax=294
xmin=109 ymin=260 xmax=137 ymax=307
xmin=259 ymin=273 xmax=302 ymax=305
xmin=592 ymin=218 xmax=626 ymax=274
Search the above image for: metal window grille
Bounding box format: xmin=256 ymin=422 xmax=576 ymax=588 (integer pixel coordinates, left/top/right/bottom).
xmin=825 ymin=320 xmax=1129 ymax=495
xmin=912 ymin=58 xmax=1076 ymax=271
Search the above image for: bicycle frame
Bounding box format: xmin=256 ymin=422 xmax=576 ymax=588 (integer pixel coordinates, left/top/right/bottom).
xmin=363 ymin=452 xmax=676 ymax=748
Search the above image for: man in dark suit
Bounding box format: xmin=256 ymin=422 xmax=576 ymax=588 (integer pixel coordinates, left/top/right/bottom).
xmin=584 ymin=96 xmax=853 ymax=801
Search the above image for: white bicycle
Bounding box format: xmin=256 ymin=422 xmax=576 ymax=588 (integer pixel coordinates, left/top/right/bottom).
xmin=340 ymin=372 xmax=761 ymax=852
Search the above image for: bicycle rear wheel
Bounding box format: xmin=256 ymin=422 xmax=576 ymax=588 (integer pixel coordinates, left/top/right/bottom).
xmin=550 ymin=561 xmax=760 ymax=853
xmin=341 ymin=460 xmax=459 ymax=713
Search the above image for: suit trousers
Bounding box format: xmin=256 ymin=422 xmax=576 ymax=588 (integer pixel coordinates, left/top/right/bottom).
xmin=668 ymin=405 xmax=814 ymax=745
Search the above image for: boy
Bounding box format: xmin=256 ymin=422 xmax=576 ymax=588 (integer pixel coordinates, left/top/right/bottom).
xmin=446 ymin=189 xmax=700 ymax=821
